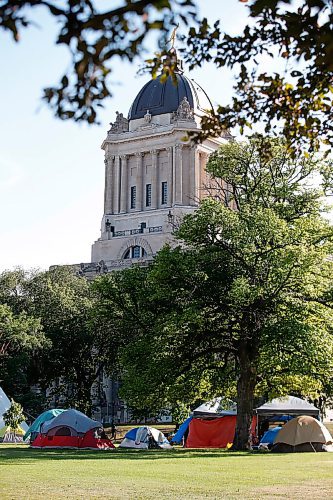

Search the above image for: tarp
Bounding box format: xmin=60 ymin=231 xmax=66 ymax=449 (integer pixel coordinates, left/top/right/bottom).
xmin=41 ymin=409 xmax=100 ymax=434
xmin=185 ymin=416 xmax=257 ymax=448
xmin=24 ymin=409 xmax=66 ymax=441
xmin=0 ymin=386 xmax=28 ymax=432
xmin=171 ymin=416 xmax=193 ymax=444
xmin=260 ymin=426 xmax=282 ymax=445
xmin=255 ymin=396 xmax=319 ymax=416
xmin=119 ymin=426 xmax=172 ymax=449
xmin=193 ymin=398 xmax=237 ymax=417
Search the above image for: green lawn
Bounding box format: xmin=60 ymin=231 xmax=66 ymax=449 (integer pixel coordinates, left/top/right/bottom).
xmin=1 ymin=445 xmax=333 ymax=499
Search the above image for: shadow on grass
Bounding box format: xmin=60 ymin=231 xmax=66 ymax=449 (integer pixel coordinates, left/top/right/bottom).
xmin=0 ymin=446 xmax=263 ymax=463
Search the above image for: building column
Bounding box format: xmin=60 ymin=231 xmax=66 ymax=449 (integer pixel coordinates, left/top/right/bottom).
xmin=199 ymin=151 xmax=209 ymax=200
xmin=120 ymin=155 xmax=128 ymax=213
xmin=174 ymin=143 xmax=183 ymax=205
xmin=104 ymin=155 xmax=114 ymax=214
xmin=113 ymin=155 xmax=120 ymax=214
xmin=135 ymin=152 xmax=144 ymax=211
xmin=194 ymin=148 xmax=201 ymax=204
xmin=166 ymin=146 xmax=173 ymax=207
xmin=151 ymin=149 xmax=158 ymax=209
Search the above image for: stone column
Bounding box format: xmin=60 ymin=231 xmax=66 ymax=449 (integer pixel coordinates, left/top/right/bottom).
xmin=113 ymin=155 xmax=120 ymax=213
xmin=104 ymin=155 xmax=114 ymax=214
xmin=151 ymin=149 xmax=158 ymax=209
xmin=120 ymin=155 xmax=128 ymax=213
xmin=175 ymin=143 xmax=183 ymax=205
xmin=194 ymin=148 xmax=201 ymax=204
xmin=135 ymin=152 xmax=144 ymax=211
xmin=166 ymin=147 xmax=173 ymax=206
xmin=199 ymin=151 xmax=209 ymax=200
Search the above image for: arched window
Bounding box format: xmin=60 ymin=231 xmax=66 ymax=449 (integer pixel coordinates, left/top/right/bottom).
xmin=123 ymin=245 xmax=147 ymax=259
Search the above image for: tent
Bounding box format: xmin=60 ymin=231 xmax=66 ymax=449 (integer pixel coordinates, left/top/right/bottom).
xmin=0 ymin=424 xmax=26 ymax=443
xmin=119 ymin=426 xmax=172 ymax=449
xmin=272 ymin=415 xmax=333 ymax=452
xmin=24 ymin=409 xmax=66 ymax=442
xmin=255 ymin=396 xmax=319 ymax=417
xmin=0 ymin=386 xmax=28 ymax=442
xmin=171 ymin=416 xmax=193 ymax=444
xmin=193 ymin=398 xmax=237 ymax=417
xmin=259 ymin=426 xmax=282 ymax=449
xmin=185 ymin=416 xmax=257 ymax=448
xmin=31 ymin=409 xmax=114 ymax=450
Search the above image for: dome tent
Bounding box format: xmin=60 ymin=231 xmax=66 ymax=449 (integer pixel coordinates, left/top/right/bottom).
xmin=23 ymin=408 xmax=66 ymax=442
xmin=119 ymin=426 xmax=172 ymax=450
xmin=272 ymin=415 xmax=333 ymax=452
xmin=31 ymin=409 xmax=114 ymax=450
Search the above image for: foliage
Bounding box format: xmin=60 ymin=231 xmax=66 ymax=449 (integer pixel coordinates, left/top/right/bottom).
xmin=146 ymin=1 xmax=333 ymax=153
xmin=24 ymin=266 xmax=108 ymax=414
xmin=2 ymin=399 xmax=26 ymax=430
xmin=0 ymin=0 xmax=196 ymax=123
xmin=0 ymin=267 xmax=110 ymax=415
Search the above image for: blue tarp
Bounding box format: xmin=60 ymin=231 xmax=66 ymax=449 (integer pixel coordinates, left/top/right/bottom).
xmin=260 ymin=426 xmax=282 ymax=445
xmin=23 ymin=409 xmax=66 ymax=441
xmin=268 ymin=415 xmax=293 ymax=422
xmin=171 ymin=416 xmax=193 ymax=444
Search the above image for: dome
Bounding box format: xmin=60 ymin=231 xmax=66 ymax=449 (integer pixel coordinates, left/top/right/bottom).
xmin=128 ymin=73 xmax=213 ymax=120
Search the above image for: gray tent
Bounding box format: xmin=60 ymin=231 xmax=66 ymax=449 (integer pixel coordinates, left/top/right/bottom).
xmin=255 ymin=396 xmax=319 ymax=417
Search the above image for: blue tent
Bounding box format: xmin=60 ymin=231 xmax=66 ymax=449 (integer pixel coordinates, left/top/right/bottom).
xmin=24 ymin=409 xmax=66 ymax=441
xmin=171 ymin=416 xmax=193 ymax=444
xmin=260 ymin=426 xmax=282 ymax=446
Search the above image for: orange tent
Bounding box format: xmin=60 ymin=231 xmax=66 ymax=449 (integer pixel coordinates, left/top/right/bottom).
xmin=185 ymin=416 xmax=257 ymax=448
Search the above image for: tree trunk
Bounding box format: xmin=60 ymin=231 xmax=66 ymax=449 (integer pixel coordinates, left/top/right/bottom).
xmin=232 ymin=343 xmax=257 ymax=451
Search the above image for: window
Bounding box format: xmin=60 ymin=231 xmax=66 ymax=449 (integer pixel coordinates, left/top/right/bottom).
xmin=132 ymin=245 xmax=141 ymax=259
xmin=131 ymin=186 xmax=136 ymax=209
xmin=123 ymin=246 xmax=147 ymax=259
xmin=161 ymin=181 xmax=168 ymax=205
xmin=146 ymin=184 xmax=152 ymax=207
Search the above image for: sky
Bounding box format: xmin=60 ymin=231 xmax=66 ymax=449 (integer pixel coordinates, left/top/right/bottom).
xmin=0 ymin=0 xmax=251 ymax=272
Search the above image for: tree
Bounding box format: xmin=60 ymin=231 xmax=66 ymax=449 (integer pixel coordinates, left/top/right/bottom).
xmin=25 ymin=266 xmax=109 ymax=414
xmin=98 ymin=137 xmax=333 ymax=450
xmin=3 ymin=399 xmax=26 ymax=432
xmin=0 ymin=267 xmax=109 ymax=415
xmin=0 ymin=0 xmax=196 ymax=123
xmin=147 ymin=0 xmax=333 ymax=153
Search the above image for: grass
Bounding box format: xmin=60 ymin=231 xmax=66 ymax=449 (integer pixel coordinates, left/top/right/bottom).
xmin=1 ymin=445 xmax=333 ymax=499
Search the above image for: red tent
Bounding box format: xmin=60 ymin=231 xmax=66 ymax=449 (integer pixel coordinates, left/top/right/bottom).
xmin=185 ymin=416 xmax=257 ymax=448
xmin=30 ymin=409 xmax=114 ymax=450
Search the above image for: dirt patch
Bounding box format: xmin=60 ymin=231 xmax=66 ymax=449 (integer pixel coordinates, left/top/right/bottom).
xmin=251 ymin=482 xmax=333 ymax=499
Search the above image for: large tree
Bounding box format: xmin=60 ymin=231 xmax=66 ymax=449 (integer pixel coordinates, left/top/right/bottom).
xmin=97 ymin=137 xmax=333 ymax=450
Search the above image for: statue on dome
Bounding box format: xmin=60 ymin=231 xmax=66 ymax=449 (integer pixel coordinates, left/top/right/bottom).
xmin=108 ymin=111 xmax=129 ymax=133
xmin=172 ymin=96 xmax=194 ymax=122
xmin=144 ymin=109 xmax=152 ymax=123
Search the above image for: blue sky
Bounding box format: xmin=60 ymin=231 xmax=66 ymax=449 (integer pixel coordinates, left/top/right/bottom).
xmin=0 ymin=1 xmax=251 ymax=271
